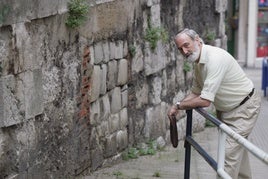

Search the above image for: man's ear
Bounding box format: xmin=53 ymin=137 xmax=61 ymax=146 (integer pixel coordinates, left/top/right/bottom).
xmin=194 ymin=35 xmax=200 ymax=42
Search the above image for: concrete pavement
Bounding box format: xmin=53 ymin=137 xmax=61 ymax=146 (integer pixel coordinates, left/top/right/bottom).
xmin=244 ymin=68 xmax=268 ymax=178
xmin=83 ymin=67 xmax=268 ymax=179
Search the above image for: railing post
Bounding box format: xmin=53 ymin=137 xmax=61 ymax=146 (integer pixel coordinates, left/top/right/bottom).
xmin=217 ymin=129 xmax=227 ymax=179
xmin=184 ymin=109 xmax=193 ymax=179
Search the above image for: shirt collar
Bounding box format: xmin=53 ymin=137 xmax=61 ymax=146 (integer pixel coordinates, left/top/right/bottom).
xmin=198 ymin=44 xmax=208 ymax=64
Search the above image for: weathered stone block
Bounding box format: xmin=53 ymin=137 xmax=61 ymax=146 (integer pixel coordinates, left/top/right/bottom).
xmin=91 ymin=147 xmax=104 ymax=170
xmin=110 ymin=87 xmax=121 ymax=114
xmin=103 ymin=41 xmax=110 ymax=63
xmin=13 ymin=23 xmax=45 ymax=74
xmin=192 ymin=110 xmax=206 ymax=132
xmin=109 ymin=42 xmax=116 ymax=60
xmin=172 ymin=90 xmax=186 ymax=104
xmin=131 ymin=45 xmax=144 ymax=74
xmin=0 ymin=75 xmax=22 ymax=127
xmin=42 ymin=66 xmax=61 ymax=103
xmin=94 ymin=42 xmax=104 ymax=64
xmin=90 ymin=100 xmax=100 ymax=126
xmin=0 ymin=31 xmax=10 ymax=76
xmin=175 ymin=58 xmax=186 ymax=87
xmin=161 ymin=70 xmax=167 ymax=96
xmin=149 ymin=76 xmax=162 ymax=105
xmin=0 ymin=129 xmax=8 ymax=174
xmin=147 ymin=0 xmax=160 ymax=7
xmin=23 ymin=69 xmax=44 ymax=120
xmin=0 ymin=0 xmax=67 ymax=28
xmin=116 ymin=130 xmax=128 ymax=151
xmin=144 ymin=42 xmax=166 ymax=76
xmin=215 ymin=0 xmax=228 ymax=13
xmin=135 ymin=82 xmax=149 ymax=109
xmin=219 ymin=13 xmax=226 ymax=37
xmin=156 ymin=136 xmax=166 ymax=149
xmin=92 ymin=0 xmax=131 ymax=38
xmin=90 ymin=127 xmax=99 ymax=150
xmin=144 ymin=102 xmax=167 ymax=139
xmin=100 ymin=94 xmax=110 ymax=121
xmin=91 ymin=65 xmax=101 ymax=102
xmin=214 ymin=38 xmax=221 ymax=48
xmin=109 ymin=41 xmax=124 ymax=60
xmin=103 ymin=134 xmax=117 ymax=158
xmin=123 ymin=40 xmax=128 ymax=57
xmin=100 ymin=64 xmax=107 ymax=95
xmin=150 ymin=4 xmax=161 ymax=27
xmin=119 ymin=107 xmax=128 ymax=129
xmin=108 ymin=113 xmax=120 ymax=133
xmin=117 ymin=59 xmax=128 ymax=86
xmin=121 ymin=85 xmax=128 ymax=108
xmin=97 ymin=121 xmax=109 ymax=137
xmin=222 ymin=35 xmax=228 ymax=50
xmin=107 ymin=60 xmax=117 ymax=90
xmin=115 ymin=41 xmax=124 ymax=59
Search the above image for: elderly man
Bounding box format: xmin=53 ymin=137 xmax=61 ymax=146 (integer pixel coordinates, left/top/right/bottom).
xmin=168 ymin=28 xmax=261 ymax=179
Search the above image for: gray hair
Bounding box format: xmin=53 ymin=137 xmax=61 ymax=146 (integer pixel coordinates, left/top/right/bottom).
xmin=175 ymin=28 xmax=203 ymax=43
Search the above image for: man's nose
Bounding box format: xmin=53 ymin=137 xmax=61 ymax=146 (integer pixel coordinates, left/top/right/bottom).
xmin=182 ymin=47 xmax=188 ymax=55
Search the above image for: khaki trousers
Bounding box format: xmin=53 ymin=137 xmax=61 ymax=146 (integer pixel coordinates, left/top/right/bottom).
xmin=217 ymin=90 xmax=261 ymax=179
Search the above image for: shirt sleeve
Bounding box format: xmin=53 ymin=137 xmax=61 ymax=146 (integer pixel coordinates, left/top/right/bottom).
xmin=200 ymin=55 xmax=228 ymax=102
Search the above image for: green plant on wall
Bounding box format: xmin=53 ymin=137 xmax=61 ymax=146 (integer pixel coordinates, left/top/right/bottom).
xmin=144 ymin=19 xmax=168 ymax=51
xmin=122 ymin=140 xmax=158 ymax=161
xmin=203 ymin=29 xmax=216 ymax=45
xmin=183 ymin=61 xmax=191 ymax=72
xmin=65 ymin=0 xmax=89 ymax=28
xmin=0 ymin=5 xmax=10 ymax=25
xmin=152 ymin=171 xmax=161 ymax=177
xmin=129 ymin=45 xmax=136 ymax=57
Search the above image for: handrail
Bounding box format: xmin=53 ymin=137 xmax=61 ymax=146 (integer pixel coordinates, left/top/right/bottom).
xmin=184 ymin=108 xmax=268 ymax=179
xmin=195 ymin=108 xmax=268 ymax=164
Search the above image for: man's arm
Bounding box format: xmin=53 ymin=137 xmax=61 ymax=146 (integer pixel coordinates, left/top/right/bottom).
xmin=167 ymin=92 xmax=211 ymax=118
xmin=179 ymin=95 xmax=211 ymax=110
xmin=182 ymin=92 xmax=199 ymax=101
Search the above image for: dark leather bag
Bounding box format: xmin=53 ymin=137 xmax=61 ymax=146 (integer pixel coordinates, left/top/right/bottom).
xmin=169 ymin=115 xmax=178 ymax=148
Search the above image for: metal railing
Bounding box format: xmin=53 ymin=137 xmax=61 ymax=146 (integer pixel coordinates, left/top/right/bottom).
xmin=184 ymin=108 xmax=268 ymax=179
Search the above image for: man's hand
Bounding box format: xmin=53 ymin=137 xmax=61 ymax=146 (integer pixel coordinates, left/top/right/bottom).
xmin=167 ymin=105 xmax=179 ymax=119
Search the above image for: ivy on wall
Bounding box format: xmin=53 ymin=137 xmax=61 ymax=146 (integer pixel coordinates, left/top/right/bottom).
xmin=183 ymin=61 xmax=191 ymax=72
xmin=65 ymin=0 xmax=89 ymax=28
xmin=144 ymin=19 xmax=168 ymax=51
xmin=202 ymin=29 xmax=216 ymax=45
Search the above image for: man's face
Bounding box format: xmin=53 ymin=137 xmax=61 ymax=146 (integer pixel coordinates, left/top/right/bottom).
xmin=175 ymin=33 xmax=201 ymax=63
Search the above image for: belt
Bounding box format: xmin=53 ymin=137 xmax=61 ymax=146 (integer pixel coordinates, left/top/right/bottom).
xmin=239 ymin=88 xmax=254 ymax=106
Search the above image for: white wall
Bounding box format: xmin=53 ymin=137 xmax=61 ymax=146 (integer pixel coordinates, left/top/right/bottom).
xmin=237 ymin=1 xmax=248 ymax=65
xmin=247 ymin=0 xmax=258 ymax=67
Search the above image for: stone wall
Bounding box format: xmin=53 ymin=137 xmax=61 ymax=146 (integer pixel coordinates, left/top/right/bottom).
xmin=0 ymin=0 xmax=227 ymax=178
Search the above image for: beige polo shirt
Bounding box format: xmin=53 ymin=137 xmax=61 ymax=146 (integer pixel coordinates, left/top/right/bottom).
xmin=191 ymin=44 xmax=253 ymax=111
